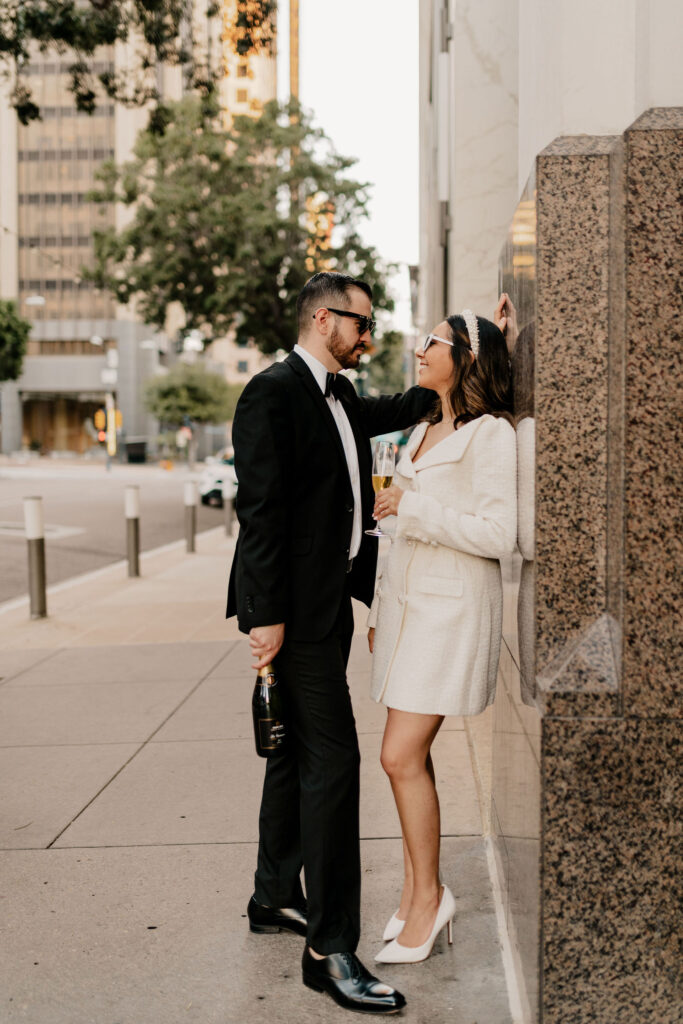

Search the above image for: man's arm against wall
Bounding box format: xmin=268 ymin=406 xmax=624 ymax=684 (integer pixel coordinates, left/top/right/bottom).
xmin=232 ymin=374 xmax=291 ymax=631
xmin=357 ymin=385 xmax=436 ymax=438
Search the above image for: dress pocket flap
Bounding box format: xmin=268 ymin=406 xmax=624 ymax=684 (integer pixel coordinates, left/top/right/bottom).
xmin=418 ymin=575 xmax=464 ymax=598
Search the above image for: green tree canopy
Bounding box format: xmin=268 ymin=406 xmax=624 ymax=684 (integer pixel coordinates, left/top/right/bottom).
xmin=366 ymin=329 xmax=407 ymax=395
xmin=0 ymin=300 xmax=30 ymax=382
xmin=0 ymin=0 xmax=275 ymax=126
xmin=87 ymin=96 xmax=393 ymax=354
xmin=144 ymin=361 xmax=238 ymax=426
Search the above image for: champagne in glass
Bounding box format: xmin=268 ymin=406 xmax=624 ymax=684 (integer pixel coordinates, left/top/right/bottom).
xmin=365 ymin=441 xmax=396 ymax=538
xmin=372 ymin=472 xmax=393 ymax=493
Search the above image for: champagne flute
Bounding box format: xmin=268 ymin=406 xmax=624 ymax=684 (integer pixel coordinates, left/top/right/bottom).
xmin=365 ymin=440 xmax=396 ymax=538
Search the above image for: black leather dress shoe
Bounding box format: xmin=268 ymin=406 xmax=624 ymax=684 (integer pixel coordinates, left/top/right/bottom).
xmin=247 ymin=895 xmax=307 ymax=936
xmin=302 ymin=948 xmax=406 ymax=1015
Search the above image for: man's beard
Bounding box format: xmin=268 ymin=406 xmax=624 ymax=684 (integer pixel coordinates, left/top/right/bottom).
xmin=327 ymin=324 xmax=364 ymax=369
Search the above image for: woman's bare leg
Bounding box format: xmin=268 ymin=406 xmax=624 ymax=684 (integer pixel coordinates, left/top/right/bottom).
xmin=381 ymin=709 xmax=445 ymax=946
xmin=396 ymin=753 xmax=436 ymax=920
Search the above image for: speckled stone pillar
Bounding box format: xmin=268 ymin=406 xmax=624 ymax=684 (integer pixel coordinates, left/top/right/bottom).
xmin=534 ymin=110 xmax=681 ymax=1024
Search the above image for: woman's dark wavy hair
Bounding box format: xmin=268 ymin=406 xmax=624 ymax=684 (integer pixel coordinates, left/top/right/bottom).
xmin=424 ymin=314 xmax=513 ymax=427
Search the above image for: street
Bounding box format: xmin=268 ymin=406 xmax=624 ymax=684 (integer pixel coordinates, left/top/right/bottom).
xmin=0 ymin=460 xmax=224 ymax=604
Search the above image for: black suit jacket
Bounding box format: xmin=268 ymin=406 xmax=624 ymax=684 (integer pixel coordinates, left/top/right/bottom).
xmin=226 ymin=351 xmax=435 ymax=642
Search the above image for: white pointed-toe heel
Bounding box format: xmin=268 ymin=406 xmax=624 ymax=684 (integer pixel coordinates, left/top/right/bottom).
xmin=374 ymin=885 xmax=456 ymax=964
xmin=382 ymin=911 xmax=405 ymax=942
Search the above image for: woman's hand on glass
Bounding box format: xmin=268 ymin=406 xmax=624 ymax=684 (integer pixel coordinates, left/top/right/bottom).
xmin=495 ymin=292 xmax=519 ymax=354
xmin=366 ymin=440 xmax=397 ymax=537
xmin=373 ymin=484 xmax=405 ymax=520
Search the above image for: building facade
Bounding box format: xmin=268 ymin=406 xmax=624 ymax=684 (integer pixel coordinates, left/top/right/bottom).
xmin=0 ymin=49 xmax=160 ymax=456
xmin=419 ymin=2 xmax=682 ymax=1022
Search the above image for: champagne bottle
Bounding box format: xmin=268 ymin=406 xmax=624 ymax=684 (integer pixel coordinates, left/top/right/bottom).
xmin=252 ymin=663 xmax=287 ymax=758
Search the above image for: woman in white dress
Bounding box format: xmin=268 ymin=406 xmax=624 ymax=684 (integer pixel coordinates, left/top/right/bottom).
xmin=367 ymin=310 xmax=517 ymax=964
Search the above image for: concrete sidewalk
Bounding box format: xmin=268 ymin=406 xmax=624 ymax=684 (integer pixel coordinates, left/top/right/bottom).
xmin=0 ymin=528 xmax=512 ymax=1024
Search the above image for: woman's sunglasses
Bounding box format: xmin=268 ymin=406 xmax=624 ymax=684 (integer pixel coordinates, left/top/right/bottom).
xmin=418 ymin=333 xmax=454 ymax=355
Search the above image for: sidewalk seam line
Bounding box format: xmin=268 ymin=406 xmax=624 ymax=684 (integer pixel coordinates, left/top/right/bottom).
xmin=44 ymin=640 xmax=240 ymax=850
xmin=2 ymin=834 xmax=485 ymax=853
xmin=0 ymin=648 xmax=61 ymax=689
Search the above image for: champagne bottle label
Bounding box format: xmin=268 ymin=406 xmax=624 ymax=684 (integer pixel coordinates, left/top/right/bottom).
xmin=252 ymin=663 xmax=287 ymax=757
xmin=258 ymin=717 xmax=285 ymax=750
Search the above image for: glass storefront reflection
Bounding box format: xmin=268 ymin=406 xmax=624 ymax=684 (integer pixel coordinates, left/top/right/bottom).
xmin=499 ymin=170 xmax=536 ymax=704
xmin=493 ymin=169 xmax=541 ymax=1020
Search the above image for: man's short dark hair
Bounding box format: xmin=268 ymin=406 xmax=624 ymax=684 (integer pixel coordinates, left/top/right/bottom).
xmin=296 ymin=272 xmax=373 ymax=334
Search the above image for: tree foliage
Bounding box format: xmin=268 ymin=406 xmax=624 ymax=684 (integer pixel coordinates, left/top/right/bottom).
xmin=0 ymin=299 xmax=30 ymax=382
xmin=365 ymin=330 xmax=407 ymax=395
xmin=144 ymin=361 xmax=236 ymax=427
xmin=87 ymin=97 xmax=393 ymax=354
xmin=0 ymin=0 xmax=276 ymax=126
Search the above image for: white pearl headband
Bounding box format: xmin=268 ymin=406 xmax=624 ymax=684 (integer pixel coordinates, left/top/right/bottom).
xmin=461 ymin=309 xmax=480 ymax=358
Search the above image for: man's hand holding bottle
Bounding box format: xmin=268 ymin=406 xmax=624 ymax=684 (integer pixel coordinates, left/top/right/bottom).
xmin=249 ymin=623 xmax=285 ymax=670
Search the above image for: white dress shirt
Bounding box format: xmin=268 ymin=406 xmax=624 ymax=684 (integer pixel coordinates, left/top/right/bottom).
xmin=293 ymin=344 xmax=362 ymax=559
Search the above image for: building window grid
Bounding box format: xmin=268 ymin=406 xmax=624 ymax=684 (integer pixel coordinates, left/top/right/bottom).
xmin=17 ymin=86 xmax=115 ymax=322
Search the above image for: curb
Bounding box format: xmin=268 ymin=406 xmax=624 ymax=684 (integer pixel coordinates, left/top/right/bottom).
xmin=0 ymin=525 xmax=230 ymax=618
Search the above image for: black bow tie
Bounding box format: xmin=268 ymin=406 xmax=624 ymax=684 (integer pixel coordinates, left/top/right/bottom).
xmin=324 ymin=372 xmax=345 ymax=401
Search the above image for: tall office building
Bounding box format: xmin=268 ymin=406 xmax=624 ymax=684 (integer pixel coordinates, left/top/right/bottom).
xmin=0 ymin=0 xmax=279 ymax=455
xmin=208 ymin=0 xmax=278 ymax=392
xmin=0 ymin=45 xmax=161 ymax=455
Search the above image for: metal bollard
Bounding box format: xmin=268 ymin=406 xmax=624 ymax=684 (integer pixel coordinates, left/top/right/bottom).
xmin=184 ymin=481 xmax=197 ymax=553
xmin=223 ymin=481 xmax=235 ymax=536
xmin=23 ymin=496 xmax=47 ymax=619
xmin=224 ymin=497 xmax=235 ymax=536
xmin=125 ymin=485 xmax=140 ymax=577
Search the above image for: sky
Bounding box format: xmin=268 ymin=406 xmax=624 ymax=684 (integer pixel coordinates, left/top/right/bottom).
xmin=276 ymin=0 xmax=420 ymax=327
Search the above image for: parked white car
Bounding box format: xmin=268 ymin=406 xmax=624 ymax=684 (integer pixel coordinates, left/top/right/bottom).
xmin=199 ymin=451 xmax=237 ymax=508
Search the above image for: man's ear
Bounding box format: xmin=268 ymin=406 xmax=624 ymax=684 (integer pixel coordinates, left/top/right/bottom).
xmin=312 ymin=307 xmax=330 ymax=335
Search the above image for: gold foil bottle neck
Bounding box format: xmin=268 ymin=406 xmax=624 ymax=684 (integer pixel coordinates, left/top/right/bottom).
xmin=257 ymin=664 xmax=275 ymax=678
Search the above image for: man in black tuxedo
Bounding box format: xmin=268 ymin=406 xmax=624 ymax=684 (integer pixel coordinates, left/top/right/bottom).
xmin=227 ymin=272 xmax=434 ymax=1014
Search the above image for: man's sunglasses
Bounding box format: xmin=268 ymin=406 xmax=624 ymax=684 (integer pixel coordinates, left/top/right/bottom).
xmin=418 ymin=332 xmax=454 ymax=354
xmin=314 ymin=307 xmax=377 ymax=336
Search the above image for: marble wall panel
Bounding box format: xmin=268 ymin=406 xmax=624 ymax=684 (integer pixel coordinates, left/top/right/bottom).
xmin=495 ymin=108 xmax=679 ymax=1024
xmin=535 ymin=135 xmax=624 ymax=707
xmin=623 ymin=108 xmax=683 ymax=718
xmin=541 ymin=716 xmax=680 ymax=1024
xmin=532 ymin=112 xmax=681 ymax=1024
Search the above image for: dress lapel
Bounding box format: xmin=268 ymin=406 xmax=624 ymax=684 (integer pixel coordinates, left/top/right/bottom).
xmin=396 ymin=422 xmax=427 ymax=481
xmin=409 ymin=417 xmax=483 ymax=472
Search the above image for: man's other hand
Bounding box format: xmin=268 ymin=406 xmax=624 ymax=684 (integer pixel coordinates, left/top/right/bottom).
xmin=249 ymin=623 xmax=285 ymax=670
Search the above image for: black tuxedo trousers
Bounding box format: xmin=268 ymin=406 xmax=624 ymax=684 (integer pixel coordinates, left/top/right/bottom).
xmin=254 ymin=582 xmax=358 ymax=952
xmin=227 ymin=352 xmax=434 ymax=952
